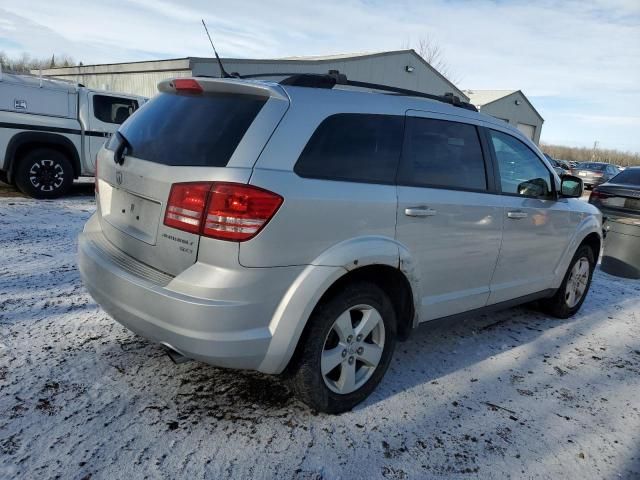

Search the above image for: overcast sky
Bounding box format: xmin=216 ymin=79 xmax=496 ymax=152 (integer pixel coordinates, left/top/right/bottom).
xmin=1 ymin=0 xmax=639 ymax=152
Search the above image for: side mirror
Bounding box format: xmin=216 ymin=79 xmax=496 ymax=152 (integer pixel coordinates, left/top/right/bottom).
xmin=560 ymin=175 xmax=583 ymax=198
xmin=517 ymin=178 xmax=548 ymax=197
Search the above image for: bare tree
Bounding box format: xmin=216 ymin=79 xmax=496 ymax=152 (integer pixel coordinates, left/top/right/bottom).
xmin=403 ymin=36 xmax=460 ymax=84
xmin=540 ymin=142 xmax=640 ymax=167
xmin=0 ymin=51 xmax=77 ymax=73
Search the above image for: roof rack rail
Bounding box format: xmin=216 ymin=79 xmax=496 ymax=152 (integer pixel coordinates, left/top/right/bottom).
xmin=239 ymin=70 xmax=477 ymax=111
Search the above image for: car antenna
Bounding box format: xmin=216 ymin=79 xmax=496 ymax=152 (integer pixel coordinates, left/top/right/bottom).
xmin=201 ymin=19 xmax=234 ymax=78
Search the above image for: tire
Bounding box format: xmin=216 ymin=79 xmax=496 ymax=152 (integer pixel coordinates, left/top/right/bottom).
xmin=289 ymin=282 xmax=397 ymax=414
xmin=15 ymin=148 xmax=74 ymax=199
xmin=539 ymin=245 xmax=595 ymax=319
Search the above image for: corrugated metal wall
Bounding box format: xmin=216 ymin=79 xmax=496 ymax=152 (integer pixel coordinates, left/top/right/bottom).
xmin=192 ymin=52 xmax=468 ymax=100
xmin=38 ymin=51 xmax=468 ymax=101
xmin=43 ymin=70 xmax=191 ymax=98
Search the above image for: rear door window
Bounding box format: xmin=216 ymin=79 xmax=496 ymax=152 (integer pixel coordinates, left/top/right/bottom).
xmin=108 ymin=92 xmax=267 ymax=167
xmin=294 ymin=113 xmax=404 ymax=184
xmin=397 ymin=117 xmax=487 ymax=191
xmin=93 ymin=95 xmax=139 ymax=124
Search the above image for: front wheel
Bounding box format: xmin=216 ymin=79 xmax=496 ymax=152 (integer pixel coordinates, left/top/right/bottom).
xmin=15 ymin=148 xmax=74 ymax=199
xmin=289 ymin=282 xmax=397 ymax=414
xmin=540 ymin=245 xmax=595 ymax=318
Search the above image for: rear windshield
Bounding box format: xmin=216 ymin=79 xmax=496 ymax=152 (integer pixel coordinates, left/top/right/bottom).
xmin=107 ymin=92 xmax=266 ymax=167
xmin=579 ymin=163 xmax=606 ymax=171
xmin=610 ymin=168 xmax=640 ymax=185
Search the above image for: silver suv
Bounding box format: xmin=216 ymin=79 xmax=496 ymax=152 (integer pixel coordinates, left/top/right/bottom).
xmin=78 ymin=75 xmax=602 ymax=413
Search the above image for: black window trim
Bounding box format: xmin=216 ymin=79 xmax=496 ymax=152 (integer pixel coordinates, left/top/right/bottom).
xmin=396 ymin=115 xmax=497 ymax=194
xmin=293 ymin=112 xmax=406 ymax=186
xmin=483 ymin=127 xmax=558 ymax=200
xmin=92 ymin=94 xmax=139 ymax=125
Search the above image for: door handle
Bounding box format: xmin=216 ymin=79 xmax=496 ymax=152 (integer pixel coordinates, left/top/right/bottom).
xmin=404 ymin=207 xmax=437 ymax=217
xmin=507 ymin=210 xmax=528 ymax=219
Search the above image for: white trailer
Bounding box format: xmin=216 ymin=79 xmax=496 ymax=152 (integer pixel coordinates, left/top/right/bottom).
xmin=0 ymin=71 xmax=146 ymax=198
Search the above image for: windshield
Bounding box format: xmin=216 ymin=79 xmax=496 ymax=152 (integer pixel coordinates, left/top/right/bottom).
xmin=107 ymin=92 xmax=267 ymax=167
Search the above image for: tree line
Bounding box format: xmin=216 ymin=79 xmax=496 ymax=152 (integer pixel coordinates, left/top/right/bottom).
xmin=540 ymin=143 xmax=640 ymax=167
xmin=0 ymin=52 xmax=80 ymax=74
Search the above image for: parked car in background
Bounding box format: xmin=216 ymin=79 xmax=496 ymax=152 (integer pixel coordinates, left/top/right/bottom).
xmin=589 ymin=167 xmax=640 ymax=219
xmin=572 ymin=162 xmax=620 ymax=189
xmin=589 ymin=167 xmax=640 ymax=278
xmin=0 ymin=72 xmax=146 ymax=198
xmin=544 ymin=154 xmax=571 ymax=176
xmin=78 ymin=74 xmax=602 ymax=413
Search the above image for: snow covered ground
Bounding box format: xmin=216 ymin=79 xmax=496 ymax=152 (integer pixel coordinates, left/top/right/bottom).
xmin=1 ymin=186 xmax=639 ymax=479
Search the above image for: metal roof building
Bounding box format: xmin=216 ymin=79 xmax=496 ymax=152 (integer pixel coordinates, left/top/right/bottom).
xmin=464 ymin=89 xmax=544 ymax=143
xmin=39 ymin=51 xmax=544 ymax=143
xmin=38 ymin=50 xmax=467 ymax=101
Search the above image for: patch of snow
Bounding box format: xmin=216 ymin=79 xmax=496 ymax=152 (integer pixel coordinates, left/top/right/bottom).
xmin=0 ymin=194 xmax=639 ymax=479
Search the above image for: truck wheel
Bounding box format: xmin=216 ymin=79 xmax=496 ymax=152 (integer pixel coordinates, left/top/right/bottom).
xmin=539 ymin=245 xmax=595 ymax=319
xmin=289 ymin=282 xmax=397 ymax=414
xmin=15 ymin=148 xmax=74 ymax=199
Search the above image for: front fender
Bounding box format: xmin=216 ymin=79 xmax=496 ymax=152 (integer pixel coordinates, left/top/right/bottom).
xmin=552 ymin=212 xmax=603 ymax=288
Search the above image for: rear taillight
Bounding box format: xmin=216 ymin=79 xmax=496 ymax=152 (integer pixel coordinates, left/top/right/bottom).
xmin=164 ymin=183 xmax=211 ymax=234
xmin=203 ymin=183 xmax=283 ymax=241
xmin=589 ymin=189 xmax=612 ymax=202
xmin=163 ymin=182 xmax=282 ymax=242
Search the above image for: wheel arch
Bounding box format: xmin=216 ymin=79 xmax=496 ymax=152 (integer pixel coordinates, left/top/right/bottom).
xmin=580 ymin=231 xmax=602 ymax=259
xmin=258 ymin=237 xmax=421 ymax=375
xmin=278 ymin=264 xmax=415 ymax=373
xmin=5 ymin=132 xmax=81 ymax=182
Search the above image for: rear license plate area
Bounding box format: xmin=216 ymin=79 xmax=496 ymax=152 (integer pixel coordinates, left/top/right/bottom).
xmin=101 ymin=185 xmax=162 ymax=245
xmin=625 ymin=198 xmax=640 ymax=211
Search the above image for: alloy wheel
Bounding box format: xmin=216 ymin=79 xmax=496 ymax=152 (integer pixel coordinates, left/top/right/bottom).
xmin=321 ymin=304 xmax=386 ymax=395
xmin=565 ymin=257 xmax=590 ymax=308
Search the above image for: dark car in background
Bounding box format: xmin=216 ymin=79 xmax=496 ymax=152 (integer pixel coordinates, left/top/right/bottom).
xmin=589 ymin=167 xmax=640 ymax=219
xmin=573 ymin=162 xmax=620 ymax=189
xmin=589 ymin=167 xmax=640 ymax=279
xmin=544 ymin=154 xmax=571 ymax=176
xmin=544 ymin=153 xmax=571 ymax=176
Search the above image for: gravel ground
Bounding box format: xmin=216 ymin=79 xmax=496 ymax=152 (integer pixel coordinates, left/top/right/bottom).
xmin=0 ymin=189 xmax=639 ymax=480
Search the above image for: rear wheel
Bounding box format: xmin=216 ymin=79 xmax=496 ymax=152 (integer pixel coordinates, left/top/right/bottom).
xmin=289 ymin=282 xmax=397 ymax=414
xmin=540 ymin=245 xmax=595 ymax=318
xmin=15 ymin=148 xmax=73 ymax=199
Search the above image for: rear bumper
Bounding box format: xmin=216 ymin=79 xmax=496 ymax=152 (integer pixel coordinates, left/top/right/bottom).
xmin=78 ymin=216 xmax=302 ymax=372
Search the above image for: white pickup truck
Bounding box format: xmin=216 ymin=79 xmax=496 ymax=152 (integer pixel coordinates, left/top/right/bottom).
xmin=0 ymin=72 xmax=146 ymax=198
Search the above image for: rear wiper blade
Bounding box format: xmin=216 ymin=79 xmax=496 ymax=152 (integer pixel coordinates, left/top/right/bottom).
xmin=114 ymin=131 xmax=132 ymax=165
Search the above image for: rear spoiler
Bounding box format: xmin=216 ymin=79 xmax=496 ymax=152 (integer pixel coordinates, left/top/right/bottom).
xmin=157 ymin=77 xmax=288 ymax=101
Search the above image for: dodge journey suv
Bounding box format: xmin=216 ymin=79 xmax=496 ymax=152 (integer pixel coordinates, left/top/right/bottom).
xmin=78 ymin=74 xmax=602 ymax=413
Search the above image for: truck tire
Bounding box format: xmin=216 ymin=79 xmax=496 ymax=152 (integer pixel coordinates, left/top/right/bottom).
xmin=289 ymin=282 xmax=397 ymax=414
xmin=539 ymin=245 xmax=595 ymax=319
xmin=15 ymin=148 xmax=74 ymax=199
